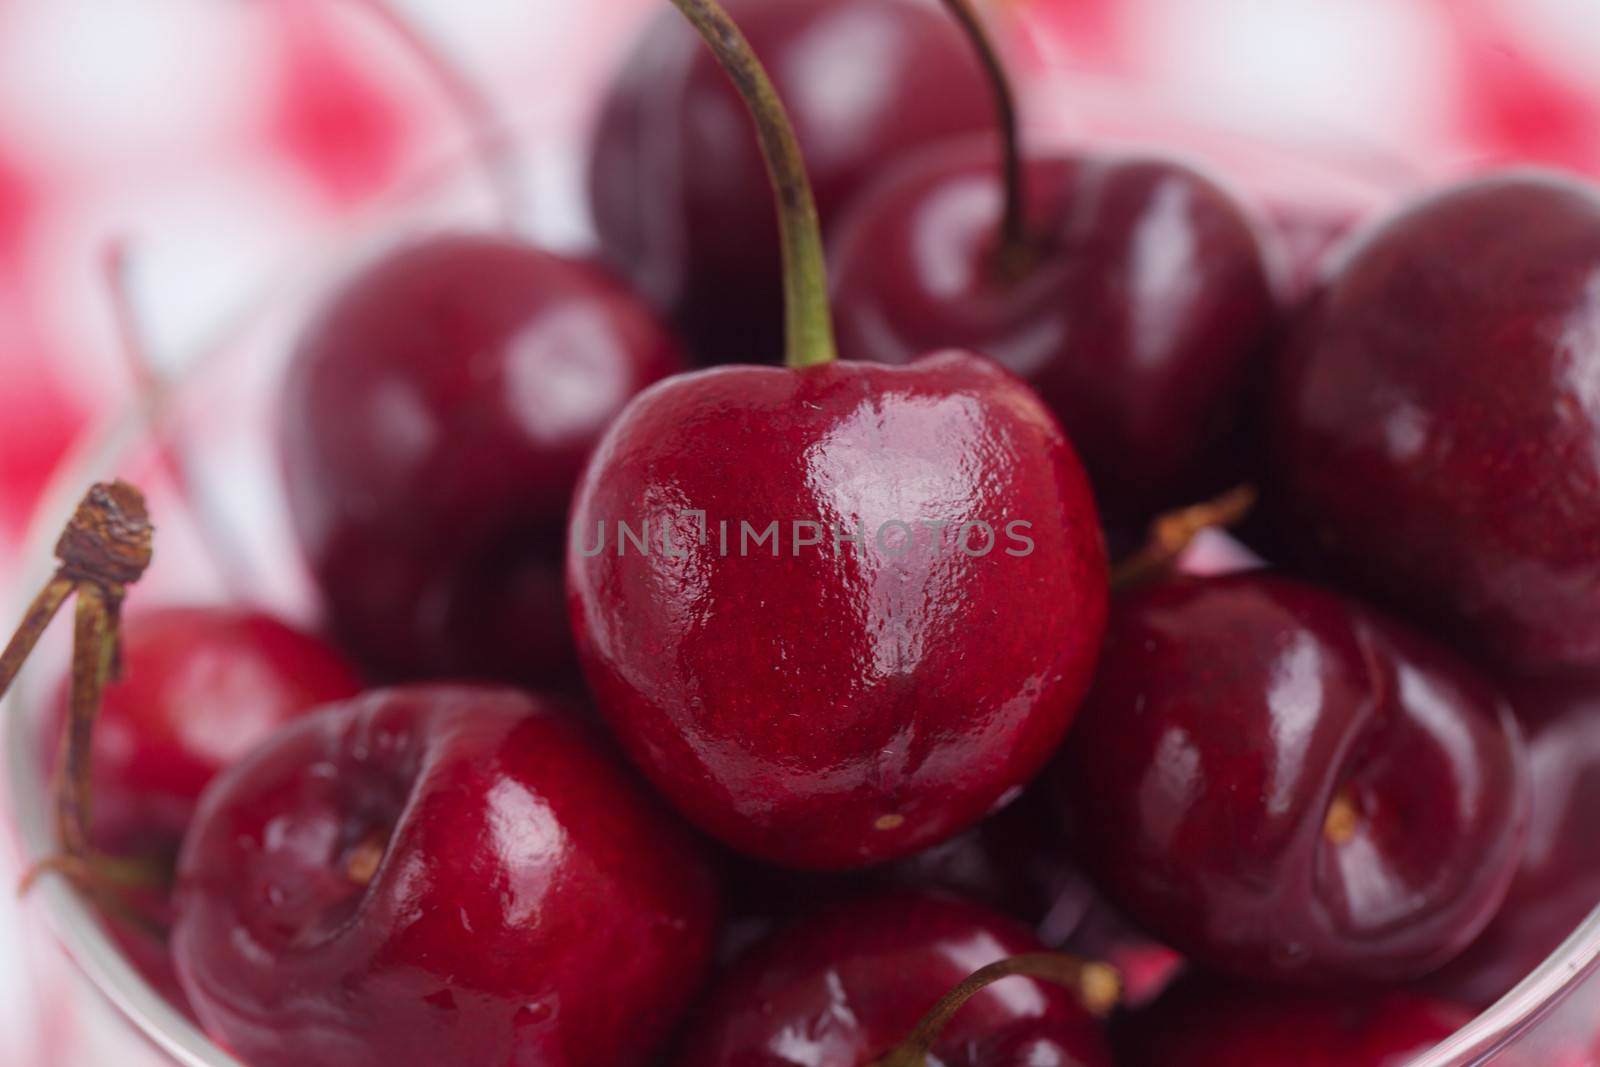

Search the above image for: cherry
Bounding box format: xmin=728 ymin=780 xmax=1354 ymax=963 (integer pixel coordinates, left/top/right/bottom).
xmin=1424 ymin=678 xmax=1600 ymax=1008
xmin=831 ymin=145 xmax=1276 ymax=526
xmin=171 ymin=685 xmax=722 ymax=1067
xmin=570 ymin=348 xmax=1104 ymax=869
xmin=49 ymin=606 xmax=360 ymax=860
xmin=1114 ymin=975 xmax=1472 ymax=1066
xmin=281 ymin=234 xmax=685 ymax=691
xmin=589 ymin=0 xmax=994 ymax=365
xmin=1267 ymin=170 xmax=1600 ymax=678
xmin=672 ymin=889 xmax=1114 ymax=1067
xmin=827 ymin=0 xmax=1276 ymax=526
xmin=570 ymin=0 xmax=1105 ymax=872
xmin=1050 ymin=571 xmax=1528 ymax=984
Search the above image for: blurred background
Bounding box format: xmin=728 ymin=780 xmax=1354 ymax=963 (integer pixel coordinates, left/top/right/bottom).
xmin=0 ymin=0 xmax=1597 ymax=1063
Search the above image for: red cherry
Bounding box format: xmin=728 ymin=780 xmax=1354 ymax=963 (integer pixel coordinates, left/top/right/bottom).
xmin=830 ymin=140 xmax=1277 ymax=525
xmin=672 ymin=890 xmax=1113 ymax=1067
xmin=1267 ymin=171 xmax=1600 ymax=678
xmin=568 ymin=353 xmax=1107 ymax=869
xmin=1050 ymin=572 xmax=1528 ymax=983
xmin=281 ymin=234 xmax=686 ymax=691
xmin=1424 ymin=678 xmax=1600 ymax=1008
xmin=171 ymin=685 xmax=722 ymax=1067
xmin=576 ymin=0 xmax=1102 ymax=869
xmin=589 ymin=0 xmax=994 ymax=364
xmin=1115 ymin=977 xmax=1472 ymax=1067
xmin=50 ymin=605 xmax=360 ymax=859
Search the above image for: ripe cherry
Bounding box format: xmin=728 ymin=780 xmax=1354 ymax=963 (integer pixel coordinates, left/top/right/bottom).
xmin=1050 ymin=572 xmax=1528 ymax=984
xmin=1267 ymin=171 xmax=1600 ymax=678
xmin=589 ymin=0 xmax=993 ymax=365
xmin=672 ymin=889 xmax=1115 ymax=1067
xmin=171 ymin=685 xmax=722 ymax=1067
xmin=570 ymin=352 xmax=1104 ymax=869
xmin=50 ymin=605 xmax=360 ymax=860
xmin=281 ymin=234 xmax=685 ymax=690
xmin=828 ymin=0 xmax=1277 ymax=526
xmin=1424 ymin=679 xmax=1600 ymax=1008
xmin=1115 ymin=976 xmax=1472 ymax=1067
xmin=570 ymin=0 xmax=1105 ymax=870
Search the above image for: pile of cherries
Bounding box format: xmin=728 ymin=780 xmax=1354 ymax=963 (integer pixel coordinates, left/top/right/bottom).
xmin=9 ymin=0 xmax=1600 ymax=1065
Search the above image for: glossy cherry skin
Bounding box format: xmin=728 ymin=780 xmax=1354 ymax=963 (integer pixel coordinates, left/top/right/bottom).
xmin=171 ymin=685 xmax=721 ymax=1067
xmin=281 ymin=234 xmax=685 ymax=691
xmin=830 ymin=141 xmax=1277 ymax=525
xmin=589 ymin=0 xmax=992 ymax=365
xmin=673 ymin=890 xmax=1113 ymax=1067
xmin=50 ymin=605 xmax=361 ymax=859
xmin=567 ymin=352 xmax=1107 ymax=869
xmin=1050 ymin=572 xmax=1528 ymax=984
xmin=1268 ymin=171 xmax=1600 ymax=678
xmin=1115 ymin=976 xmax=1472 ymax=1067
xmin=1424 ymin=679 xmax=1600 ymax=1008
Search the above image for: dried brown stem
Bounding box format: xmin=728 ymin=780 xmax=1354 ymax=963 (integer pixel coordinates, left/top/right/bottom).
xmin=1111 ymin=486 xmax=1258 ymax=590
xmin=0 ymin=576 xmax=74 ymax=702
xmin=0 ymin=482 xmax=153 ymax=895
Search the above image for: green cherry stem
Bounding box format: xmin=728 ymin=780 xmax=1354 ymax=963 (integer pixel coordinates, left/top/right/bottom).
xmin=870 ymin=953 xmax=1121 ymax=1067
xmin=669 ymin=0 xmax=837 ymax=369
xmin=938 ymin=0 xmax=1031 ymax=274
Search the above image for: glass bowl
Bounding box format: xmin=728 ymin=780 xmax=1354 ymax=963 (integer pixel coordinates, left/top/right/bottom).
xmin=4 ymin=31 xmax=1599 ymax=1067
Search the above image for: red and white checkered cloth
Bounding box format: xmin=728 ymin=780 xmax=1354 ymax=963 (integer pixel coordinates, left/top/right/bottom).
xmin=1 ymin=1 xmax=1598 ymax=1063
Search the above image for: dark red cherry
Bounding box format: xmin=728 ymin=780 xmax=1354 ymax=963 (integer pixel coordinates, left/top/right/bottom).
xmin=568 ymin=353 xmax=1107 ymax=869
xmin=1267 ymin=171 xmax=1600 ymax=678
xmin=1424 ymin=679 xmax=1600 ymax=1008
xmin=1115 ymin=976 xmax=1472 ymax=1067
xmin=1050 ymin=572 xmax=1528 ymax=984
xmin=589 ymin=0 xmax=993 ymax=364
xmin=171 ymin=685 xmax=721 ymax=1067
xmin=50 ymin=605 xmax=360 ymax=859
xmin=281 ymin=234 xmax=685 ymax=691
xmin=830 ymin=140 xmax=1277 ymax=525
xmin=673 ymin=890 xmax=1113 ymax=1067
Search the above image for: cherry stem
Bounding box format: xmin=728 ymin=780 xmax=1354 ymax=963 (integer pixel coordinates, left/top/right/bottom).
xmin=870 ymin=953 xmax=1121 ymax=1067
xmin=342 ymin=0 xmax=521 ymax=226
xmin=0 ymin=482 xmax=153 ymax=890
xmin=939 ymin=0 xmax=1030 ymax=274
xmin=103 ymin=240 xmax=259 ymax=603
xmin=1110 ymin=486 xmax=1258 ymax=590
xmin=669 ymin=0 xmax=836 ymax=369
